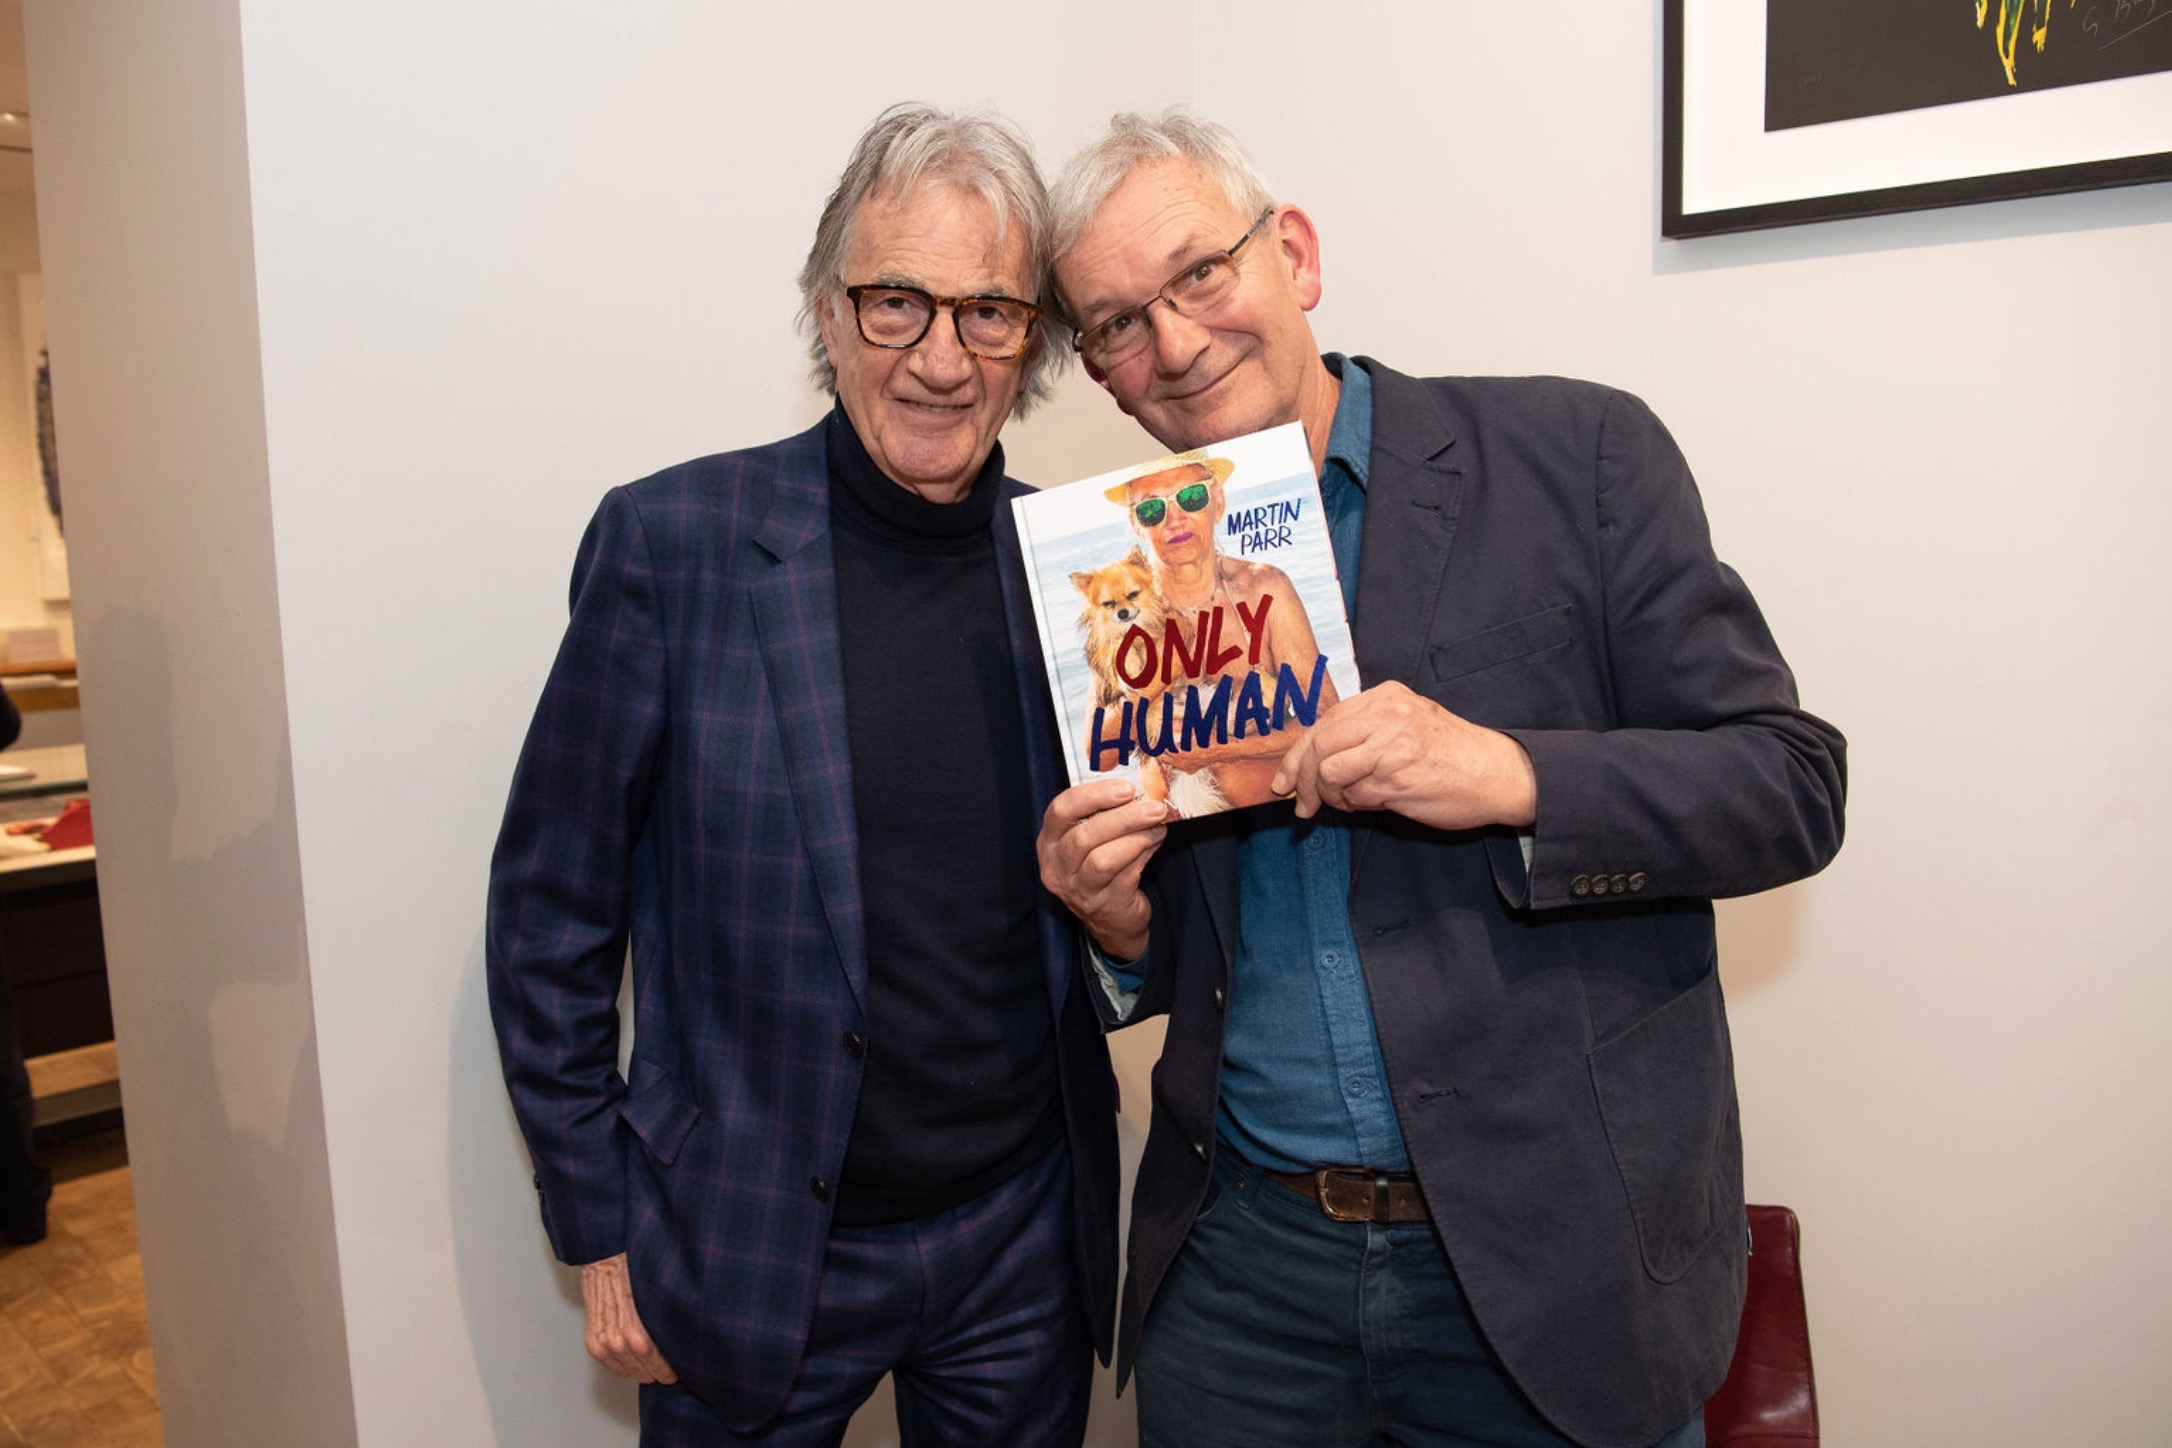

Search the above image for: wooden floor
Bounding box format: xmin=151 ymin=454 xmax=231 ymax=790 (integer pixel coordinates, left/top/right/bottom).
xmin=1 ymin=1098 xmax=160 ymax=1445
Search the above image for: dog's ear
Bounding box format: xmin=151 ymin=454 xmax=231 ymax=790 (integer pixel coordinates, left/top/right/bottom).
xmin=1069 ymin=571 xmax=1094 ymax=595
xmin=1126 ymin=546 xmax=1149 ymax=568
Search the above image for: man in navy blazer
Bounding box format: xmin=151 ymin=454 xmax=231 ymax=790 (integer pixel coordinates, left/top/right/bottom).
xmin=1038 ymin=112 xmax=1845 ymax=1448
xmin=488 ymin=105 xmax=1116 ymax=1446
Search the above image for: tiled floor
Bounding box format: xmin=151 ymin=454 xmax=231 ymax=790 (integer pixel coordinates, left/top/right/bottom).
xmin=0 ymin=1127 xmax=160 ymax=1446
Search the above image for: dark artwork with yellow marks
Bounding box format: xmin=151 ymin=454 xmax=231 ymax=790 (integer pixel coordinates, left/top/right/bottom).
xmin=1766 ymin=0 xmax=2172 ymax=131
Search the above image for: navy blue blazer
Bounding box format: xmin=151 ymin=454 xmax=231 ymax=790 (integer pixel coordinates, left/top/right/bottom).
xmin=1117 ymin=361 xmax=1846 ymax=1448
xmin=487 ymin=420 xmax=1118 ymax=1431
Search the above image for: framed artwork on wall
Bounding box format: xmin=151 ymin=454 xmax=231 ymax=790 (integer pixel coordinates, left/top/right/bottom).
xmin=16 ymin=275 xmax=66 ymax=603
xmin=1663 ymin=0 xmax=2172 ymax=238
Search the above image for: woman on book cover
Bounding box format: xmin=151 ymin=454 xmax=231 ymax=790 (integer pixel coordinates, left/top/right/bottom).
xmin=1080 ymin=453 xmax=1337 ymax=815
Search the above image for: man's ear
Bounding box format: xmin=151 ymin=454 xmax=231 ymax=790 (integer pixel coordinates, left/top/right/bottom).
xmin=815 ymin=293 xmax=846 ymax=371
xmin=1270 ymin=205 xmax=1325 ymax=312
xmin=1081 ymin=354 xmax=1111 ymax=389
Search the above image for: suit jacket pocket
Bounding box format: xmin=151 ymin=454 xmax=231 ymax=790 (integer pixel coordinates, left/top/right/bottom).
xmin=1426 ymin=603 xmax=1573 ymax=685
xmin=1586 ymin=968 xmax=1740 ymax=1285
xmin=619 ymin=1063 xmax=701 ymax=1168
xmin=1422 ymin=604 xmax=1585 ymax=727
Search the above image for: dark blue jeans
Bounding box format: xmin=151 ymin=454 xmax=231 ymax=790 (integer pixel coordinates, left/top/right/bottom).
xmin=1136 ymin=1147 xmax=1704 ymax=1448
xmin=640 ymin=1139 xmax=1090 ymax=1447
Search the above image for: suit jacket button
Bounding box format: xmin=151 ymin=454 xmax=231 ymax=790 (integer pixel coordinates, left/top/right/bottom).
xmin=1628 ymin=872 xmax=1647 ymax=893
xmin=1572 ymin=874 xmax=1592 ymax=896
xmin=1213 ymin=987 xmax=1226 ymax=1010
xmin=1192 ymin=1141 xmax=1207 ymax=1160
xmin=1610 ymin=873 xmax=1630 ymax=895
xmin=842 ymin=1031 xmax=865 ymax=1059
xmin=810 ymin=1177 xmax=831 ymax=1203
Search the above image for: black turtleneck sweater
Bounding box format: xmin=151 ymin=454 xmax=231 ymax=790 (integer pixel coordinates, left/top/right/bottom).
xmin=823 ymin=406 xmax=1062 ymax=1225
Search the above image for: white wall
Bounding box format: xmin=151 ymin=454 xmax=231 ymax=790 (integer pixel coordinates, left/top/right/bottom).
xmin=22 ymin=1 xmax=2172 ymax=1444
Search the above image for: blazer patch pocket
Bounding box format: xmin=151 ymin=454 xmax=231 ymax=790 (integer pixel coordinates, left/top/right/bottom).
xmin=1586 ymin=970 xmax=1740 ymax=1285
xmin=1426 ymin=604 xmax=1574 ymax=685
xmin=618 ymin=1067 xmax=701 ymax=1168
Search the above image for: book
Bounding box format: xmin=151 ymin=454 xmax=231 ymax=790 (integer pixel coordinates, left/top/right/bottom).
xmin=1011 ymin=421 xmax=1362 ymax=818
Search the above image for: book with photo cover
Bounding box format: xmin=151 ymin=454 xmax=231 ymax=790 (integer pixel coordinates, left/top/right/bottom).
xmin=1011 ymin=421 xmax=1361 ymax=818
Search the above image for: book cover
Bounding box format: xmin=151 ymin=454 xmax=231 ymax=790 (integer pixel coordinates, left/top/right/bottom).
xmin=1011 ymin=421 xmax=1362 ymax=817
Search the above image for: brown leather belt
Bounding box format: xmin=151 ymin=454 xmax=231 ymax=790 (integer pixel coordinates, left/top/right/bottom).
xmin=1260 ymin=1166 xmax=1430 ymax=1224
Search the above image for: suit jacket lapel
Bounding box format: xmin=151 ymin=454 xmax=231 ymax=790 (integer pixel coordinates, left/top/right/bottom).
xmin=749 ymin=423 xmax=868 ymax=1013
xmin=1349 ymin=358 xmax=1465 ymax=875
xmin=993 ymin=488 xmax=1076 ymax=1016
xmin=1352 ymin=358 xmax=1466 ymax=685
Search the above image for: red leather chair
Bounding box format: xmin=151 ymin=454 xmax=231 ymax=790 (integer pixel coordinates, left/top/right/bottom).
xmin=1705 ymin=1205 xmax=1820 ymax=1445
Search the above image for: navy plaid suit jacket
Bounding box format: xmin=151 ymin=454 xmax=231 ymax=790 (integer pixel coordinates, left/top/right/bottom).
xmin=487 ymin=419 xmax=1118 ymax=1430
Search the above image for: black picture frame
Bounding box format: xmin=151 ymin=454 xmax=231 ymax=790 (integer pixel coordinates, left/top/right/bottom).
xmin=1663 ymin=0 xmax=2172 ymax=238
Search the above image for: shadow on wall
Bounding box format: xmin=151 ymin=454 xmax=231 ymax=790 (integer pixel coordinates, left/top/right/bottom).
xmin=1714 ymin=886 xmax=1808 ymax=1000
xmin=449 ymin=933 xmax=641 ymax=1442
xmin=81 ymin=607 xmax=359 ymax=1447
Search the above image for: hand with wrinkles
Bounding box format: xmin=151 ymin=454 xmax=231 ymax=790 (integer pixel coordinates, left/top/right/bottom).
xmin=1037 ymin=779 xmax=1170 ymax=960
xmin=1272 ymin=681 xmax=1537 ymax=831
xmin=581 ymin=1253 xmax=678 ymax=1384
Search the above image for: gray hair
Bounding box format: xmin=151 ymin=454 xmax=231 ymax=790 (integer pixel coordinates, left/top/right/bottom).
xmin=796 ymin=103 xmax=1066 ymax=419
xmin=1047 ymin=109 xmax=1277 ymax=319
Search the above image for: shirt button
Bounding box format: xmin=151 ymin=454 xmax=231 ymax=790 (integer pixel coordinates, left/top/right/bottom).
xmin=810 ymin=1177 xmax=831 ymax=1203
xmin=1321 ymin=951 xmax=1340 ymax=970
xmin=1345 ymin=1076 xmax=1369 ymax=1097
xmin=842 ymin=1031 xmax=865 ymax=1059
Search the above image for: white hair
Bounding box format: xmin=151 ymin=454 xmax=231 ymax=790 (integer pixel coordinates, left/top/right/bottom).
xmin=796 ymin=103 xmax=1067 ymax=418
xmin=1047 ymin=108 xmax=1277 ymax=321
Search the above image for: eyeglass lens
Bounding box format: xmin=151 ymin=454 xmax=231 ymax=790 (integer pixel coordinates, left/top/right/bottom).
xmin=851 ymin=287 xmax=1034 ymax=358
xmin=1079 ymin=210 xmax=1272 ymax=368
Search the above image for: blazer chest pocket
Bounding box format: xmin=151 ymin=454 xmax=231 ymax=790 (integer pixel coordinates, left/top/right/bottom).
xmin=619 ymin=1064 xmax=701 ymax=1168
xmin=1423 ymin=604 xmax=1577 ymax=721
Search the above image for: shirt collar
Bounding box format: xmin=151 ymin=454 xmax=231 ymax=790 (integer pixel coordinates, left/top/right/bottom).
xmin=1321 ymin=352 xmax=1373 ymax=491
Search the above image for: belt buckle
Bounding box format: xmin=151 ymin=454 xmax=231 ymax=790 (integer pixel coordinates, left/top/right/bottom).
xmin=1315 ymin=1169 xmax=1387 ymax=1223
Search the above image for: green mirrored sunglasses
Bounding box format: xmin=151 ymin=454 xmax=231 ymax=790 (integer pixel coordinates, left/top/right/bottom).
xmin=1132 ymin=482 xmax=1212 ymax=527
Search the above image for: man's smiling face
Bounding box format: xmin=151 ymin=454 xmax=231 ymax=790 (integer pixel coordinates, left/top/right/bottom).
xmin=1056 ymin=158 xmax=1321 ymax=454
xmin=818 ymin=183 xmax=1034 ymax=502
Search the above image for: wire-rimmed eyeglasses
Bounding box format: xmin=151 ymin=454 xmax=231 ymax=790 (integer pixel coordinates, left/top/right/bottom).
xmin=1071 ymin=208 xmax=1276 ymax=369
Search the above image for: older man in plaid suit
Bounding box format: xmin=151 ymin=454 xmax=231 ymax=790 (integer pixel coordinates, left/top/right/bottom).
xmin=487 ymin=105 xmax=1117 ymax=1447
